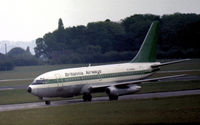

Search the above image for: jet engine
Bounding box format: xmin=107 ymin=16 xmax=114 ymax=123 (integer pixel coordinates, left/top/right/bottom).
xmin=105 ymin=85 xmax=141 ymax=100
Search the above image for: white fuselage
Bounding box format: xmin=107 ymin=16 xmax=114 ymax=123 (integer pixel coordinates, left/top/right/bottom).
xmin=29 ymin=62 xmax=160 ymax=98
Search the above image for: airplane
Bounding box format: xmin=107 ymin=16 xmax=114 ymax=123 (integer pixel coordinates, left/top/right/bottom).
xmin=27 ymin=21 xmax=190 ymax=105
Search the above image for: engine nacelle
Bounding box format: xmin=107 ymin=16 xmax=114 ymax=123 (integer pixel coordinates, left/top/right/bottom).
xmin=105 ymin=85 xmax=141 ymax=96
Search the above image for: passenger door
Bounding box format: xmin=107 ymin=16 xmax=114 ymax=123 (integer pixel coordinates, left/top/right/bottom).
xmin=55 ymin=73 xmax=63 ymax=91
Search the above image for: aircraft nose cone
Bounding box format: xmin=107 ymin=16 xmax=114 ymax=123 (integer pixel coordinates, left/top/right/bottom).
xmin=27 ymin=87 xmax=32 ymax=93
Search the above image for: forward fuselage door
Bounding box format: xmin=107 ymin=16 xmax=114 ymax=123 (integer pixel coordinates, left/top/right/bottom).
xmin=55 ymin=73 xmax=64 ymax=91
xmin=97 ymin=70 xmax=102 ymax=82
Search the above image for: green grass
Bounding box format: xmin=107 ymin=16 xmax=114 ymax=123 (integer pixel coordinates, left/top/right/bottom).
xmin=0 ymin=80 xmax=31 ymax=87
xmin=160 ymin=59 xmax=200 ymax=71
xmin=152 ymin=71 xmax=200 ymax=78
xmin=0 ymin=95 xmax=200 ymax=125
xmin=0 ymin=64 xmax=88 ymax=80
xmin=0 ymin=80 xmax=199 ymax=105
xmin=0 ymin=64 xmax=87 ymax=87
xmin=0 ymin=89 xmax=39 ymax=105
xmin=139 ymin=80 xmax=200 ymax=93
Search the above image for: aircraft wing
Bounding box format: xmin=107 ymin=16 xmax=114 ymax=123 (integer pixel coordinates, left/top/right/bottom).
xmin=90 ymin=74 xmax=186 ymax=92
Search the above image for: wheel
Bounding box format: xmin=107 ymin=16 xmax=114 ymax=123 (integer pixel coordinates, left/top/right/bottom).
xmin=83 ymin=94 xmax=87 ymax=101
xmin=87 ymin=94 xmax=92 ymax=101
xmin=82 ymin=93 xmax=92 ymax=101
xmin=45 ymin=100 xmax=51 ymax=105
xmin=109 ymin=95 xmax=118 ymax=101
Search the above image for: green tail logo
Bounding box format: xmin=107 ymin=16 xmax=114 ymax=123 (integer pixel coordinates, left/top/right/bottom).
xmin=131 ymin=21 xmax=160 ymax=62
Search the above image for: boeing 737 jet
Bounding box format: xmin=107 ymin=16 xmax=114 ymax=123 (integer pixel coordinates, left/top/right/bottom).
xmin=27 ymin=21 xmax=189 ymax=105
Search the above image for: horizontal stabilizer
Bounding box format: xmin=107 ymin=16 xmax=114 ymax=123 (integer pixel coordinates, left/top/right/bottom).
xmin=151 ymin=59 xmax=191 ymax=68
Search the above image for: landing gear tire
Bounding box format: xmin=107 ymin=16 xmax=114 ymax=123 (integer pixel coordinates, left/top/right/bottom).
xmin=45 ymin=100 xmax=51 ymax=105
xmin=109 ymin=95 xmax=118 ymax=101
xmin=83 ymin=93 xmax=92 ymax=101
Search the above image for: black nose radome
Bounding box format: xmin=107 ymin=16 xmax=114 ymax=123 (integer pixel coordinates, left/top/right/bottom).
xmin=27 ymin=87 xmax=32 ymax=93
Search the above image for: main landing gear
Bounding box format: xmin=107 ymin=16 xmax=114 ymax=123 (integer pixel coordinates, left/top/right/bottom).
xmin=82 ymin=93 xmax=92 ymax=101
xmin=39 ymin=97 xmax=51 ymax=105
xmin=82 ymin=93 xmax=118 ymax=102
xmin=45 ymin=100 xmax=51 ymax=105
xmin=108 ymin=94 xmax=118 ymax=101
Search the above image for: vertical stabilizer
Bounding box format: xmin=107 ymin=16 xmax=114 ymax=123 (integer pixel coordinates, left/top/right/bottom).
xmin=131 ymin=21 xmax=159 ymax=62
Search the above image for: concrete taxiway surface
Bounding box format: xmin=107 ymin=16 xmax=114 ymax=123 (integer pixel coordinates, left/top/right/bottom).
xmin=0 ymin=89 xmax=200 ymax=112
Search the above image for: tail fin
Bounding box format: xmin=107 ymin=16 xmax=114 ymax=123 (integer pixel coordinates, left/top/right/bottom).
xmin=131 ymin=21 xmax=160 ymax=62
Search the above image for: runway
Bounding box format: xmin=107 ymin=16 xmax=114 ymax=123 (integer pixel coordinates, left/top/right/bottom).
xmin=0 ymin=89 xmax=200 ymax=112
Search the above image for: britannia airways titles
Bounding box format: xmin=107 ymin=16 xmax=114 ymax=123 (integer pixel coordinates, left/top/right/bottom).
xmin=65 ymin=70 xmax=102 ymax=77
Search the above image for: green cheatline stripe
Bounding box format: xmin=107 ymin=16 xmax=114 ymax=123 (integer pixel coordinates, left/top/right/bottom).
xmin=46 ymin=70 xmax=152 ymax=84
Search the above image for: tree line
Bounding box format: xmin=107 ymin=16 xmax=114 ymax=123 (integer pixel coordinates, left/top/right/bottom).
xmin=1 ymin=13 xmax=200 ymax=71
xmin=34 ymin=13 xmax=200 ymax=64
xmin=0 ymin=47 xmax=40 ymax=71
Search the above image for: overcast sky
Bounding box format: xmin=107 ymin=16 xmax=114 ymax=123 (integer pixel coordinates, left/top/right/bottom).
xmin=0 ymin=0 xmax=199 ymax=41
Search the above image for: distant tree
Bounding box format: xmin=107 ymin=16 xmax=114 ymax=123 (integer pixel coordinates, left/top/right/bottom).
xmin=0 ymin=61 xmax=14 ymax=71
xmin=86 ymin=20 xmax=125 ymax=53
xmin=0 ymin=53 xmax=14 ymax=71
xmin=105 ymin=19 xmax=111 ymax=22
xmin=122 ymin=14 xmax=160 ymax=51
xmin=26 ymin=46 xmax=32 ymax=55
xmin=8 ymin=47 xmax=41 ymax=66
xmin=34 ymin=13 xmax=200 ymax=64
xmin=34 ymin=38 xmax=48 ymax=58
xmin=58 ymin=18 xmax=64 ymax=30
xmin=159 ymin=13 xmax=200 ymax=58
xmin=8 ymin=47 xmax=26 ymax=56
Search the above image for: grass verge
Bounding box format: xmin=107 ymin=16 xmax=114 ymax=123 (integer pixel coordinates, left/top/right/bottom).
xmin=0 ymin=95 xmax=200 ymax=125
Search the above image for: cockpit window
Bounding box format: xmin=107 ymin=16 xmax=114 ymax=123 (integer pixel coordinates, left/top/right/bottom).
xmin=32 ymin=79 xmax=47 ymax=85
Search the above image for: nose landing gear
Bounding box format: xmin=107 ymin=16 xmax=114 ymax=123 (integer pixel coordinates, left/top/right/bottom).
xmin=38 ymin=97 xmax=51 ymax=105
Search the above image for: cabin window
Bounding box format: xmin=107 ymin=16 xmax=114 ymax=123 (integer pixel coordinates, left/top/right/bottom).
xmin=32 ymin=79 xmax=46 ymax=85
